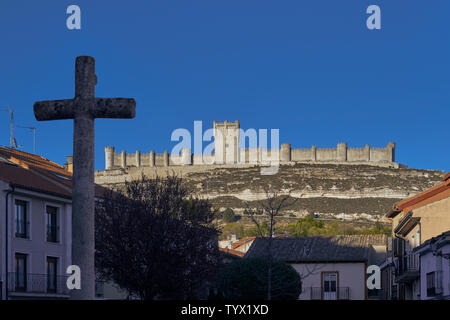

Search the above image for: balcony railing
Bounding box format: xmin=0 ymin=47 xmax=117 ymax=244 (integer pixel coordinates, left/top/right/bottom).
xmin=310 ymin=287 xmax=350 ymax=300
xmin=396 ymin=253 xmax=419 ymax=282
xmin=7 ymin=273 xmax=69 ymax=296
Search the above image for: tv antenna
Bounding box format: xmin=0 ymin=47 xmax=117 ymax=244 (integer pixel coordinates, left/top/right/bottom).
xmin=1 ymin=106 xmax=18 ymax=148
xmin=16 ymin=125 xmax=36 ymax=154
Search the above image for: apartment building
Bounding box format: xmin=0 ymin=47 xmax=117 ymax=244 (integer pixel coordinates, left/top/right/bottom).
xmin=382 ymin=172 xmax=450 ymax=300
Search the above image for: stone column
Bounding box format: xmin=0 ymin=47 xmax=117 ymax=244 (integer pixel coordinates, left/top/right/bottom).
xmin=72 ymin=113 xmax=95 ymax=300
xmin=337 ymin=143 xmax=347 ymax=162
xmin=135 ymin=150 xmax=141 ymax=167
xmin=121 ymin=150 xmax=127 ymax=168
xmin=149 ymin=150 xmax=155 ymax=167
xmin=163 ymin=150 xmax=169 ymax=167
xmin=280 ymin=143 xmax=291 ymax=162
xmin=105 ymin=146 xmax=115 ymax=170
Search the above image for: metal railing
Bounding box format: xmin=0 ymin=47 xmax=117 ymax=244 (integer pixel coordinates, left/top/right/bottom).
xmin=310 ymin=287 xmax=350 ymax=300
xmin=396 ymin=253 xmax=420 ymax=279
xmin=7 ymin=273 xmax=69 ymax=295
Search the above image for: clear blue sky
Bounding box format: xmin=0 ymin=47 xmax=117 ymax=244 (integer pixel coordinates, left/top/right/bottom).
xmin=0 ymin=1 xmax=448 ymax=172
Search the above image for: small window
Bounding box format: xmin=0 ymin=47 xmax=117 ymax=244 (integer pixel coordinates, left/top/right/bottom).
xmin=46 ymin=206 xmax=59 ymax=243
xmin=15 ymin=200 xmax=28 ymax=238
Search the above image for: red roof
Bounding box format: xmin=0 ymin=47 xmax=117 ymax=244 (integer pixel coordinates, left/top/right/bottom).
xmin=219 ymin=247 xmax=245 ymax=258
xmin=232 ymin=237 xmax=256 ymax=250
xmin=0 ymin=161 xmax=71 ymax=197
xmin=0 ymin=146 xmax=108 ymax=198
xmin=386 ymin=171 xmax=450 ymax=218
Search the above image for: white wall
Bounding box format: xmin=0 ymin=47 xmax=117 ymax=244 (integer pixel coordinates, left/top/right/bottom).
xmin=292 ymin=262 xmax=367 ymax=300
xmin=420 ymin=244 xmax=450 ymax=300
xmin=1 ymin=186 xmax=72 ymax=299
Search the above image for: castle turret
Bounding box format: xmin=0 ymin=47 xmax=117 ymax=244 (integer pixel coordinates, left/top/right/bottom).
xmin=337 ymin=143 xmax=347 ymax=162
xmin=214 ymin=120 xmax=240 ymax=164
xmin=280 ymin=143 xmax=291 ymax=162
xmin=121 ymin=150 xmax=127 ymax=169
xmin=105 ymin=146 xmax=115 ymax=170
xmin=365 ymin=144 xmax=371 ymax=161
xmin=149 ymin=150 xmax=155 ymax=167
xmin=181 ymin=148 xmax=192 ymax=166
xmin=135 ymin=150 xmax=141 ymax=167
xmin=311 ymin=145 xmax=317 ymax=161
xmin=163 ymin=150 xmax=169 ymax=167
xmin=387 ymin=142 xmax=396 ymax=162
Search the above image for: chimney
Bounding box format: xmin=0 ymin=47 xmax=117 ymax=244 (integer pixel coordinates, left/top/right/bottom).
xmin=65 ymin=156 xmax=73 ymax=173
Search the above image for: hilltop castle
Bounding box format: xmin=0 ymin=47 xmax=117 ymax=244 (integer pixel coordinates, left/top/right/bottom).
xmin=102 ymin=120 xmax=397 ymax=171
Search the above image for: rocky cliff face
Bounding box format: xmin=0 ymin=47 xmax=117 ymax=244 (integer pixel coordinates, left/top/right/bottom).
xmin=95 ymin=163 xmax=444 ymax=222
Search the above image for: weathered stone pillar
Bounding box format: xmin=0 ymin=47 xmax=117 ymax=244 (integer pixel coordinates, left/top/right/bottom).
xmin=34 ymin=56 xmax=136 ymax=300
xmin=163 ymin=150 xmax=169 ymax=167
xmin=121 ymin=150 xmax=127 ymax=168
xmin=105 ymin=146 xmax=115 ymax=170
xmin=181 ymin=148 xmax=192 ymax=166
xmin=365 ymin=144 xmax=371 ymax=162
xmin=280 ymin=143 xmax=291 ymax=162
xmin=311 ymin=145 xmax=317 ymax=161
xmin=135 ymin=150 xmax=141 ymax=167
xmin=149 ymin=150 xmax=155 ymax=167
xmin=337 ymin=143 xmax=347 ymax=162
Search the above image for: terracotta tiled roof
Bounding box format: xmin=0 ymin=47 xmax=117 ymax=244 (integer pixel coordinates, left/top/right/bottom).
xmin=232 ymin=237 xmax=256 ymax=249
xmin=0 ymin=146 xmax=108 ymax=198
xmin=386 ymin=171 xmax=450 ymax=218
xmin=0 ymin=146 xmax=70 ymax=177
xmin=245 ymin=235 xmax=387 ymax=262
xmin=219 ymin=247 xmax=245 ymax=258
xmin=0 ymin=161 xmax=71 ymax=197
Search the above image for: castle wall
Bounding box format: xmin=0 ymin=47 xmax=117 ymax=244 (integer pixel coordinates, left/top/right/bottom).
xmin=316 ymin=147 xmax=337 ymax=161
xmin=291 ymin=148 xmax=313 ymax=161
xmin=105 ymin=143 xmax=396 ymax=169
xmin=347 ymin=146 xmax=370 ymax=162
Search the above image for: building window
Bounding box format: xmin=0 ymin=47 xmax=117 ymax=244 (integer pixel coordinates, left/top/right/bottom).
xmin=427 ymin=271 xmax=443 ymax=297
xmin=46 ymin=206 xmax=58 ymax=243
xmin=14 ymin=200 xmax=29 ymax=238
xmin=426 ymin=272 xmax=436 ymax=297
xmin=46 ymin=257 xmax=58 ymax=293
xmin=15 ymin=253 xmax=27 ymax=291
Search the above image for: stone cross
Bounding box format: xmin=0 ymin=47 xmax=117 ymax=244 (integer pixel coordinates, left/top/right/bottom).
xmin=34 ymin=56 xmax=135 ymax=299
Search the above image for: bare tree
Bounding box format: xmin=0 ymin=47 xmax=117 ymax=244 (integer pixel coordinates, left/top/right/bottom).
xmin=244 ymin=185 xmax=297 ymax=300
xmin=95 ymin=174 xmax=220 ymax=299
xmin=244 ymin=185 xmax=325 ymax=299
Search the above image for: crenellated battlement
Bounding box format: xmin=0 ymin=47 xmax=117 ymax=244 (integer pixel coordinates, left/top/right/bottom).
xmin=103 ymin=121 xmax=397 ymax=170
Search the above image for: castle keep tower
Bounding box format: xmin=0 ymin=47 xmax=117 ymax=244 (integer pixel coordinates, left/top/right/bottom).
xmin=214 ymin=120 xmax=240 ymax=164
